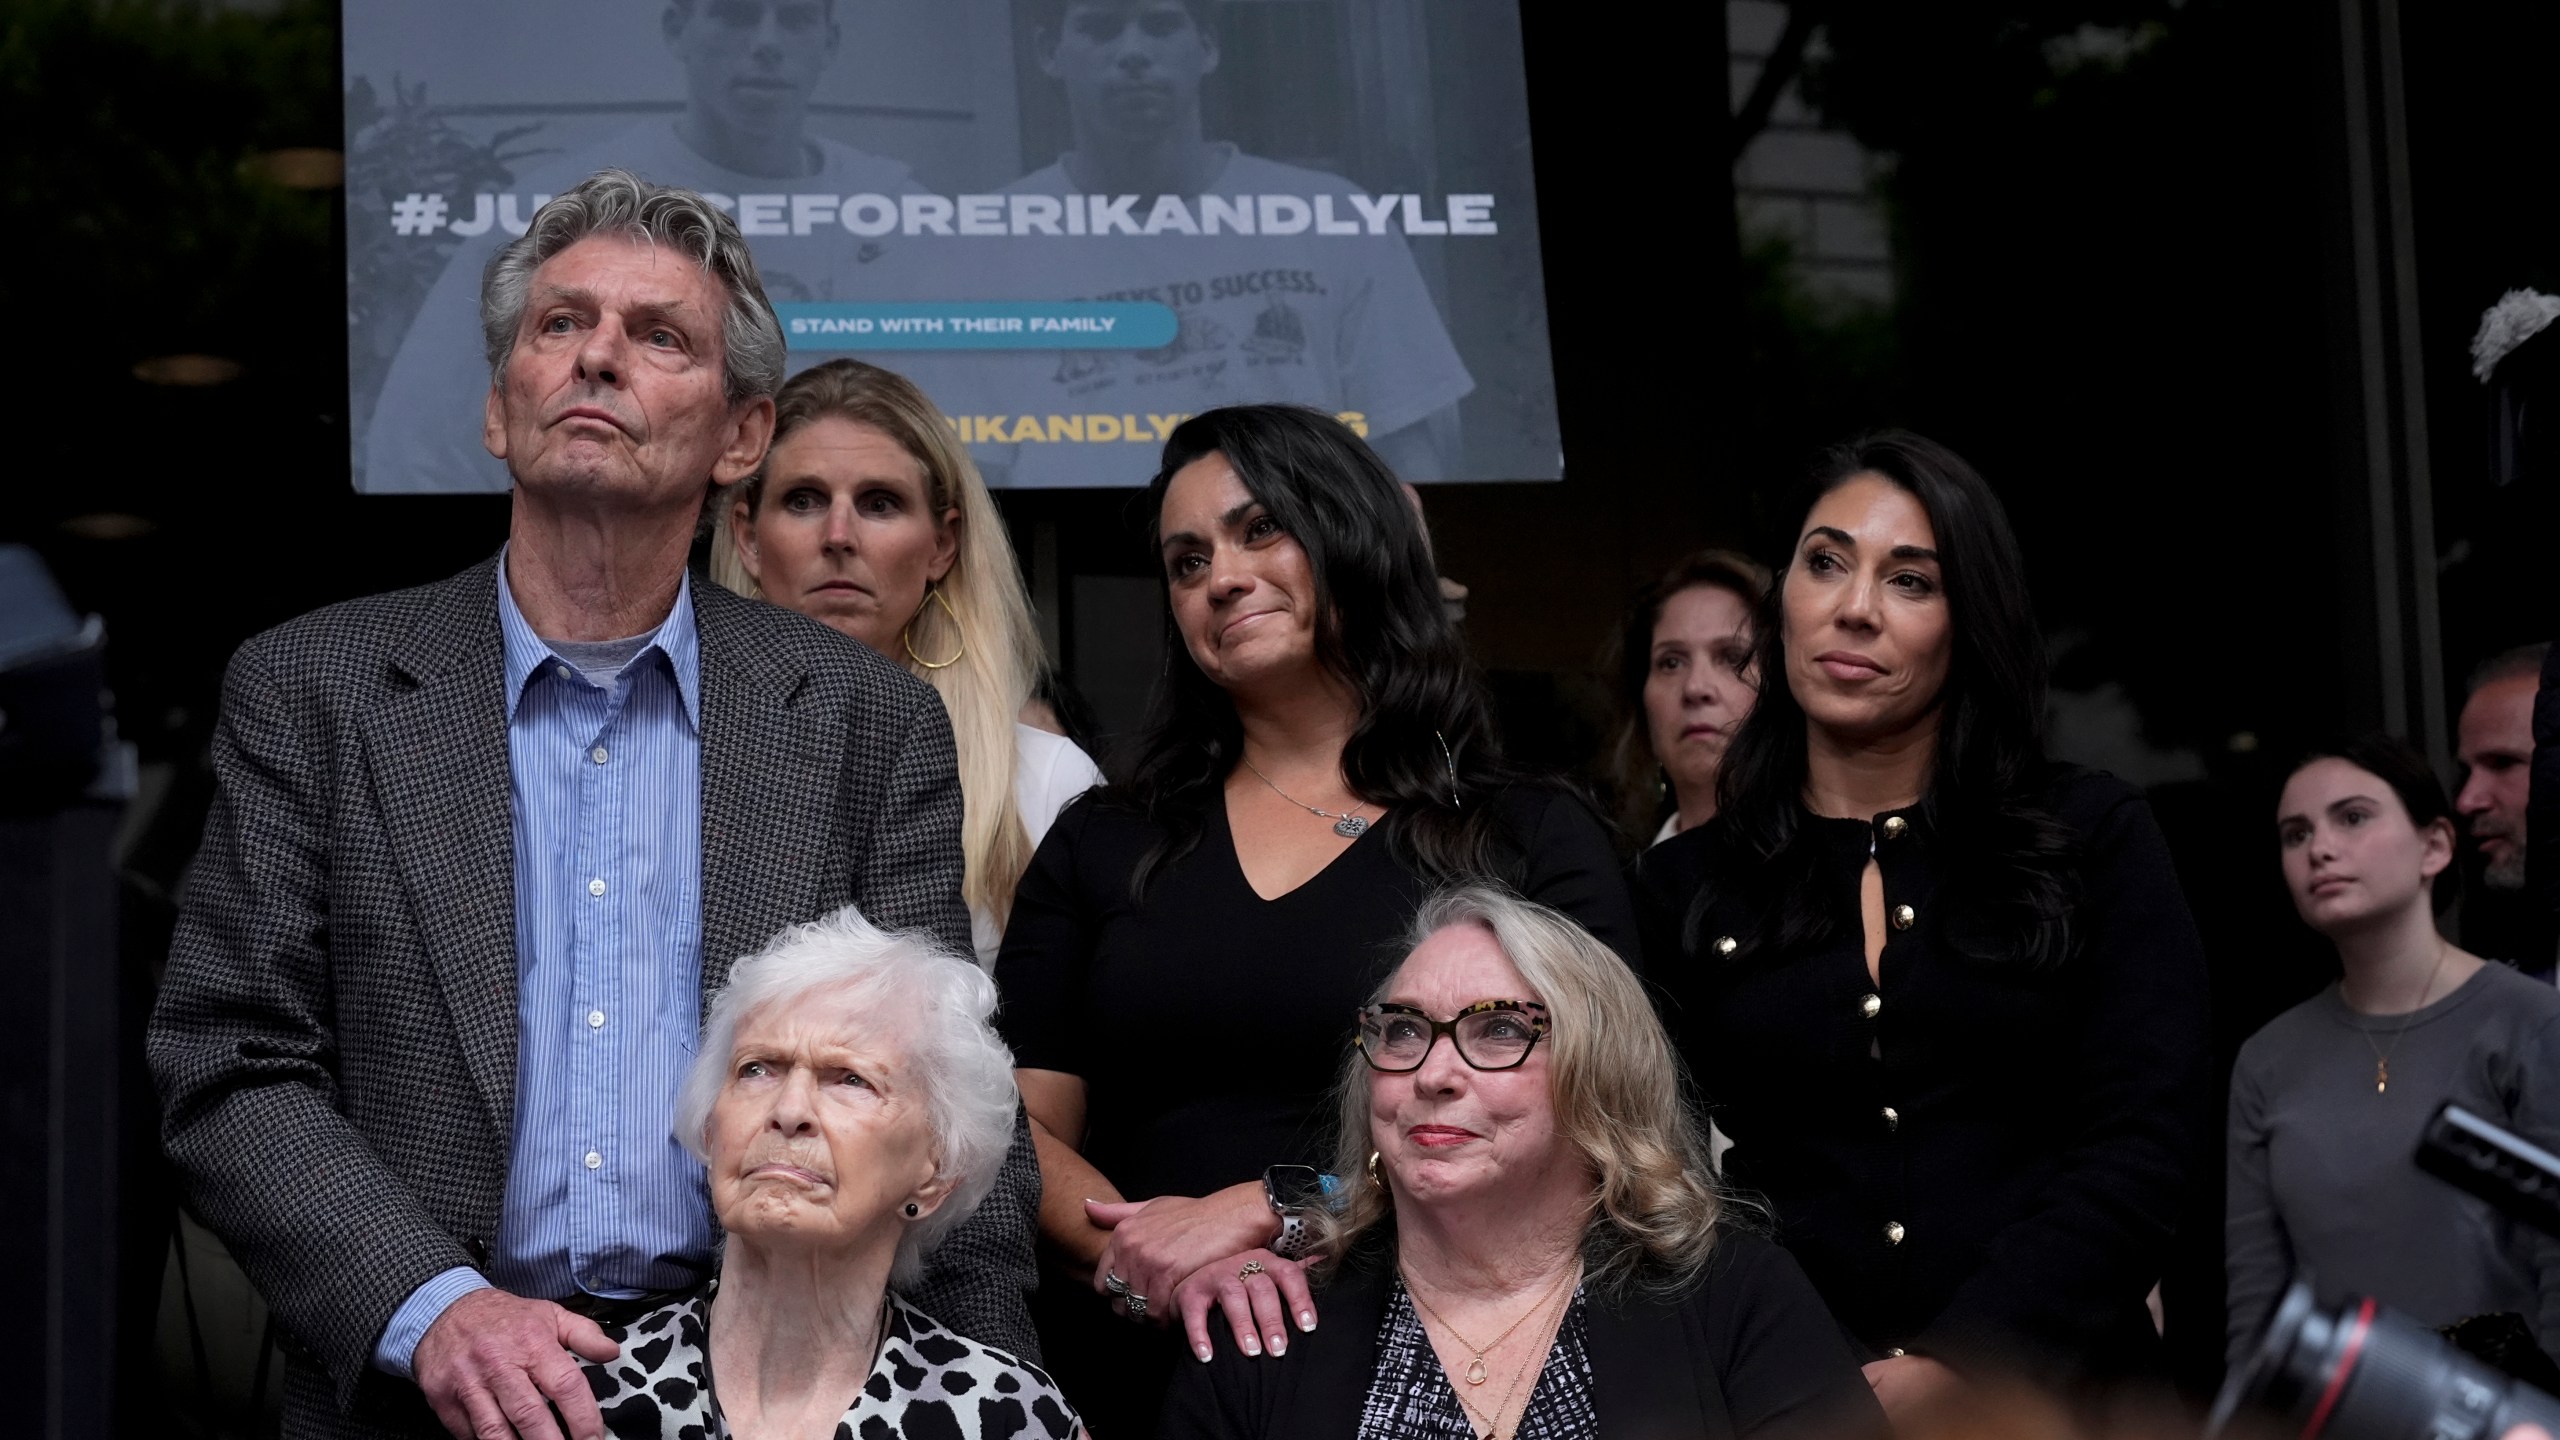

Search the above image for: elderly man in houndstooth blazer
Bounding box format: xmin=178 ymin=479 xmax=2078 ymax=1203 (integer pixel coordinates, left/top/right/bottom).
xmin=148 ymin=170 xmax=1040 ymax=1440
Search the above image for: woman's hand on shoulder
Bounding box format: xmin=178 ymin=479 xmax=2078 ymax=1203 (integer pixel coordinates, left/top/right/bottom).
xmin=1173 ymin=1246 xmax=1316 ymax=1364
xmin=1084 ymin=1182 xmax=1283 ymax=1325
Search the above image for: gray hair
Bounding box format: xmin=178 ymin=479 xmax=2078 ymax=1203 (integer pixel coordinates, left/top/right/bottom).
xmin=675 ymin=906 xmax=1019 ymax=1290
xmin=1312 ymin=884 xmax=1737 ymax=1301
xmin=479 ymin=168 xmax=787 ymax=406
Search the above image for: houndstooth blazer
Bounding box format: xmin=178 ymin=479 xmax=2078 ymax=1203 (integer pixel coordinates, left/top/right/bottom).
xmin=147 ymin=557 xmax=1042 ymax=1439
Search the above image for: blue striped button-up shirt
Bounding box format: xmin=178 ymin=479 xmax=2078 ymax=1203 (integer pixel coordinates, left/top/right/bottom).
xmin=372 ymin=557 xmax=715 ymax=1376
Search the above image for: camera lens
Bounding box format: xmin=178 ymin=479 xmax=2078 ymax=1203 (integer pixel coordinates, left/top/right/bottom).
xmin=2211 ymin=1282 xmax=2560 ymax=1440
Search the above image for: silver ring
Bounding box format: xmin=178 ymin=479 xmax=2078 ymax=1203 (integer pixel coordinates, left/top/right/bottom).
xmin=1125 ymin=1291 xmax=1150 ymax=1320
xmin=1238 ymin=1260 xmax=1267 ymax=1279
xmin=1102 ymin=1270 xmax=1130 ymax=1297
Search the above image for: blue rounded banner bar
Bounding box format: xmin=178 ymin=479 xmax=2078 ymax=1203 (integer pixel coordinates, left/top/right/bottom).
xmin=778 ymin=301 xmax=1179 ymax=351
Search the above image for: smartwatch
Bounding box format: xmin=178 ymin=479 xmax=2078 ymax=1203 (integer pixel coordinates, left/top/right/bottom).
xmin=1263 ymin=1164 xmax=1339 ymax=1260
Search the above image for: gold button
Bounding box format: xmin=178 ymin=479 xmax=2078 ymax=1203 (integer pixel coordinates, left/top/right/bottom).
xmin=1885 ymin=1346 xmax=1907 ymax=1358
xmin=1883 ymin=1221 xmax=1906 ymax=1246
xmin=1890 ymin=903 xmax=1916 ymax=931
xmin=1880 ymin=1106 xmax=1899 ymax=1131
xmin=1881 ymin=816 xmax=1908 ymax=840
xmin=1859 ymin=993 xmax=1882 ymax=1020
xmin=1713 ymin=935 xmax=1739 ymax=957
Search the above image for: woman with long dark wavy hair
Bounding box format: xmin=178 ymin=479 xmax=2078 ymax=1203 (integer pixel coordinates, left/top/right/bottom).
xmin=993 ymin=405 xmax=1637 ymax=1433
xmin=1631 ymin=432 xmax=2209 ymax=1423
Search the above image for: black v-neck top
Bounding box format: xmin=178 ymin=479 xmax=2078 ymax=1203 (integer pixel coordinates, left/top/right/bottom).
xmin=1630 ymin=767 xmax=2211 ymax=1383
xmin=994 ymin=784 xmax=1638 ymax=1202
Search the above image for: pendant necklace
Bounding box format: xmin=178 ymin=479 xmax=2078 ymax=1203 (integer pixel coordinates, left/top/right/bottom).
xmin=1242 ymin=756 xmax=1372 ymax=838
xmin=2359 ymin=939 xmax=2449 ymax=1095
xmin=1404 ymin=1259 xmax=1578 ymax=1389
xmin=1445 ymin=1268 xmax=1578 ymax=1440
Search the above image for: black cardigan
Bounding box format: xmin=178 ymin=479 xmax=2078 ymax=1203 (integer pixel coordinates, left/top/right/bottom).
xmin=1155 ymin=1230 xmax=1885 ymax=1439
xmin=1630 ymin=767 xmax=2211 ymax=1384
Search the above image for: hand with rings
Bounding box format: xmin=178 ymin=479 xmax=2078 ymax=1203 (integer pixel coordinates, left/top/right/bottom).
xmin=1084 ymin=1183 xmax=1282 ymax=1334
xmin=1174 ymin=1248 xmax=1318 ymax=1364
xmin=1103 ymin=1270 xmax=1150 ymax=1323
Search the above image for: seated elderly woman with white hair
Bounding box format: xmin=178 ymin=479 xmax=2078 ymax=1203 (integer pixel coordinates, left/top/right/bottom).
xmin=1159 ymin=886 xmax=1882 ymax=1440
xmin=582 ymin=907 xmax=1084 ymax=1440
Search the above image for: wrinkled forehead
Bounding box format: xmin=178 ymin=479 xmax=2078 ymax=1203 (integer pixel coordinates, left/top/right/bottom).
xmin=528 ymin=232 xmax=724 ymax=311
xmin=731 ymin=979 xmax=904 ymax=1067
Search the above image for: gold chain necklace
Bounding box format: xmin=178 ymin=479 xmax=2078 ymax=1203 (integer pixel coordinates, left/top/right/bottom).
xmin=1443 ymin=1269 xmax=1578 ymax=1440
xmin=1404 ymin=1260 xmax=1577 ymax=1388
xmin=2358 ymin=940 xmax=2449 ymax=1095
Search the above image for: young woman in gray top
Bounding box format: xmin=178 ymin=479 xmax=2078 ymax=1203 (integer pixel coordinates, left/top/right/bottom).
xmin=2228 ymin=733 xmax=2560 ymax=1364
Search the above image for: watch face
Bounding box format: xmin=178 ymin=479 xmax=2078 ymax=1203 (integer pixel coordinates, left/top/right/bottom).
xmin=1266 ymin=1164 xmax=1328 ymax=1213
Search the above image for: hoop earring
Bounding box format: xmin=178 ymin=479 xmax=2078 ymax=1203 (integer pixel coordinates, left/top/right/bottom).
xmin=903 ymin=1202 xmax=921 ymax=1219
xmin=901 ymin=584 xmax=965 ymax=670
xmin=1366 ymin=1150 xmax=1384 ymax=1189
xmin=1434 ymin=730 xmax=1461 ymax=810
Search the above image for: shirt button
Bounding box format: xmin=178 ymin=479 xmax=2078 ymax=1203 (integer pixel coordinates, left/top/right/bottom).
xmin=1713 ymin=935 xmax=1739 ymax=957
xmin=1881 ymin=1106 xmax=1899 ymax=1131
xmin=1883 ymin=1221 xmax=1906 ymax=1246
xmin=588 ymin=1010 xmax=605 ymax=1029
xmin=1891 ymin=903 xmax=1917 ymax=931
xmin=555 ymin=663 xmax=573 ymax=680
xmin=583 ymin=1150 xmax=602 ymax=1170
xmin=1881 ymin=816 xmax=1908 ymax=840
xmin=588 ymin=877 xmax=607 ymax=897
xmin=1859 ymin=993 xmax=1882 ymax=1020
xmin=591 ymin=746 xmax=609 ymax=764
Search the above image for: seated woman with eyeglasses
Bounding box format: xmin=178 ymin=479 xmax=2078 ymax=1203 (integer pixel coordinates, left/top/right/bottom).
xmin=1158 ymin=885 xmax=1881 ymax=1439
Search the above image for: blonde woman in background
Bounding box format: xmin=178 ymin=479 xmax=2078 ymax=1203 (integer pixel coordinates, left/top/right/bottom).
xmin=713 ymin=359 xmax=1101 ymax=965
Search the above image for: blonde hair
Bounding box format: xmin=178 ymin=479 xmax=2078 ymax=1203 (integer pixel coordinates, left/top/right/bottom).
xmin=712 ymin=360 xmax=1047 ymax=928
xmin=1311 ymin=884 xmax=1733 ymax=1298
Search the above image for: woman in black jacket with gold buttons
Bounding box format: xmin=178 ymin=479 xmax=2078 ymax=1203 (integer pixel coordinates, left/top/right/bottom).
xmin=1632 ymin=432 xmax=2209 ymax=1424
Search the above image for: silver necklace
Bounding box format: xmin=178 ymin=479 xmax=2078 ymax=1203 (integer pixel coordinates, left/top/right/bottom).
xmin=1241 ymin=757 xmax=1372 ymax=837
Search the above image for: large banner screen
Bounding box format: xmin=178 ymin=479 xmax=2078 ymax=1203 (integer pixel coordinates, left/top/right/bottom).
xmin=344 ymin=0 xmax=1559 ymax=491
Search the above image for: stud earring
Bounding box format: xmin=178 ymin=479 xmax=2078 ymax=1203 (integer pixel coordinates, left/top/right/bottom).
xmin=904 ymin=1202 xmax=921 ymax=1219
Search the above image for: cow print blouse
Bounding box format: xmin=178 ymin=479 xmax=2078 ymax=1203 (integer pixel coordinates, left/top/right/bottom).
xmin=583 ymin=1287 xmax=1082 ymax=1440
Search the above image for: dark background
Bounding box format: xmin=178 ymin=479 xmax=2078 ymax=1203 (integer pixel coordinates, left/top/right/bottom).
xmin=4 ymin=0 xmax=2555 ymax=1432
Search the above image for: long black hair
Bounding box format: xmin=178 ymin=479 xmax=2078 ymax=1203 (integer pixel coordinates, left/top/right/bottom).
xmin=1706 ymin=431 xmax=2080 ymax=968
xmin=1113 ymin=405 xmax=1518 ymax=892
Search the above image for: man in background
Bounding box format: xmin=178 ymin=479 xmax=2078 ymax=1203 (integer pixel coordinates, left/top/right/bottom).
xmin=2459 ymin=642 xmax=2554 ymax=976
xmin=363 ymin=0 xmax=920 ymax=492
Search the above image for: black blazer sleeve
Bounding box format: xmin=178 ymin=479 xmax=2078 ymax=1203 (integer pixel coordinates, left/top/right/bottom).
xmin=1914 ymin=780 xmax=2210 ymax=1372
xmin=147 ymin=635 xmax=469 ymax=1400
